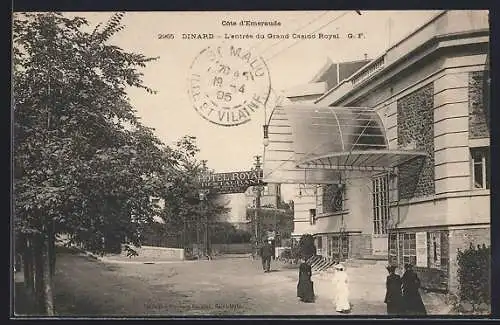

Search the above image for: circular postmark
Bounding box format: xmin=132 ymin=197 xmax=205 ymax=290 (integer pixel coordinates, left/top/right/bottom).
xmin=188 ymin=44 xmax=271 ymax=127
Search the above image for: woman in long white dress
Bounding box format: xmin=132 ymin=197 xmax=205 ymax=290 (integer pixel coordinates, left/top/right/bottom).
xmin=332 ymin=263 xmax=350 ymax=313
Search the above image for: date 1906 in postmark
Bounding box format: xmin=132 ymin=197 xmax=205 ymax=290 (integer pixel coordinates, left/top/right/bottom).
xmin=188 ymin=44 xmax=271 ymax=127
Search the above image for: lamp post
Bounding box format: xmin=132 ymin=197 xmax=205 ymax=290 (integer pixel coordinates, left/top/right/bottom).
xmin=198 ymin=160 xmax=210 ymax=259
xmin=337 ymin=173 xmax=346 ymax=262
xmin=198 ymin=190 xmax=209 ymax=258
xmin=261 ymin=97 xmax=279 ymax=248
xmin=253 ymin=156 xmax=262 ymax=244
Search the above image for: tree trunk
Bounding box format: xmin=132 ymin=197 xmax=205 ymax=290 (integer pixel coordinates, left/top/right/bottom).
xmin=50 ymin=233 xmax=56 ymax=278
xmin=23 ymin=236 xmax=34 ymax=295
xmin=43 ymin=234 xmax=55 ymax=316
xmin=196 ymin=216 xmax=200 ymax=256
xmin=33 ymin=235 xmax=45 ymax=314
xmin=183 ymin=218 xmax=186 ymax=249
xmin=21 ymin=235 xmax=38 ymax=315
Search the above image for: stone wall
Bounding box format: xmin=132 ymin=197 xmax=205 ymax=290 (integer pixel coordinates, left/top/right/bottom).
xmin=447 ymin=227 xmax=490 ymax=294
xmin=397 ymin=83 xmax=435 ymax=200
xmin=468 ymin=71 xmax=490 ymax=139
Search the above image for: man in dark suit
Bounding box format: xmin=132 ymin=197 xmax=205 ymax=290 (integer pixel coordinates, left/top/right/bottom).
xmin=260 ymin=240 xmax=274 ymax=272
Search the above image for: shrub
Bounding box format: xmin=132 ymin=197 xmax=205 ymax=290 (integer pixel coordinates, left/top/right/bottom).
xmin=298 ymin=234 xmax=317 ymax=260
xmin=457 ymin=243 xmax=490 ymax=311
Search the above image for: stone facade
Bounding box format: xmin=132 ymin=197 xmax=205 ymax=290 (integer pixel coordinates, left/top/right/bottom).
xmin=468 ymin=71 xmax=490 ymax=139
xmin=397 ymin=83 xmax=435 ymax=200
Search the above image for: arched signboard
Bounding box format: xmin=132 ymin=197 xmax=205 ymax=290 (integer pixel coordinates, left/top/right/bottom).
xmin=198 ymin=170 xmax=265 ymax=194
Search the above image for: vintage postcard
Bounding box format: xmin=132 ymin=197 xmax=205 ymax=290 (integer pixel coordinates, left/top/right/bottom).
xmin=11 ymin=10 xmax=491 ymax=318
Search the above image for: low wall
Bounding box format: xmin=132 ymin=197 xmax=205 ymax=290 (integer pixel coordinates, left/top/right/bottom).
xmin=122 ymin=245 xmax=185 ymax=261
xmin=211 ymin=243 xmax=253 ymax=254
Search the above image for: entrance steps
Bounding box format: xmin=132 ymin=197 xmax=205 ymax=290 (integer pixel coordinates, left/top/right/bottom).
xmin=305 ymin=255 xmax=388 ymax=271
xmin=306 ymin=255 xmax=337 ymax=272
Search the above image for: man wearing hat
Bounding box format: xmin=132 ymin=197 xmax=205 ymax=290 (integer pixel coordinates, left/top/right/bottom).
xmin=384 ymin=265 xmax=402 ymax=315
xmin=260 ymin=239 xmax=274 ymax=272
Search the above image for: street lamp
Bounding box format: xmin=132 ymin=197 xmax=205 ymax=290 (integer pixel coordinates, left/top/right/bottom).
xmin=262 ymin=93 xmax=282 ymax=148
xmin=263 ymin=125 xmax=270 ymax=147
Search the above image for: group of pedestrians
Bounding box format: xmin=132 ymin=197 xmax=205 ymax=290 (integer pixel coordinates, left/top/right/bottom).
xmin=258 ymin=242 xmax=426 ymax=316
xmin=294 ymin=257 xmax=426 ymax=315
xmin=384 ymin=263 xmax=427 ymax=315
xmin=296 ymin=258 xmax=350 ymax=312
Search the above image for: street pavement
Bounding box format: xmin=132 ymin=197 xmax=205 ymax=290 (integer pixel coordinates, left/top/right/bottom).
xmin=16 ymin=252 xmax=450 ymax=316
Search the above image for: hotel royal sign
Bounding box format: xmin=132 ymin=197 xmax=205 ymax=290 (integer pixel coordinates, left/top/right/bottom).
xmin=198 ymin=170 xmax=264 ymax=194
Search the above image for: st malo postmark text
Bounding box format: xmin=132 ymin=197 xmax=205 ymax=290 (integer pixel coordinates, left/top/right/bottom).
xmin=188 ymin=44 xmax=271 ymax=126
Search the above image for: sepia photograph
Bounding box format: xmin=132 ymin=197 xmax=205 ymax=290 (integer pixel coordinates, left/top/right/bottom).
xmin=11 ymin=9 xmax=491 ymax=318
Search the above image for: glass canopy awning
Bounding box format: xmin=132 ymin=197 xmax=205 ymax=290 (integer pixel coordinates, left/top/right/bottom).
xmin=296 ymin=150 xmax=428 ymax=172
xmin=263 ymin=104 xmax=427 ymax=179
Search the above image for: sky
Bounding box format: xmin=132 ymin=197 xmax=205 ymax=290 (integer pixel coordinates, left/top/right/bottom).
xmin=65 ymin=10 xmax=442 ymax=176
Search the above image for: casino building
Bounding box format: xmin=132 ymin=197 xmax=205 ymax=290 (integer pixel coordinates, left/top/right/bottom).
xmin=262 ymin=10 xmax=490 ymax=293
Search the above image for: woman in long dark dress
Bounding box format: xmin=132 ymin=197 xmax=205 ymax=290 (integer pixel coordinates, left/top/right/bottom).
xmin=297 ymin=258 xmax=315 ymax=303
xmin=384 ymin=265 xmax=402 ymax=315
xmin=401 ymin=263 xmax=427 ymax=315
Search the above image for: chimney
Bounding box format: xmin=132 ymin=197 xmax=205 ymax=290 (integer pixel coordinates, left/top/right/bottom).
xmin=364 ymin=53 xmax=368 ymax=60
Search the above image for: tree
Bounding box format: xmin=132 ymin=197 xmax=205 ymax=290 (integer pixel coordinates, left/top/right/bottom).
xmin=246 ymin=207 xmax=294 ymax=240
xmin=210 ymin=222 xmax=252 ymax=244
xmin=13 ymin=12 xmax=168 ymax=315
xmin=157 ymin=136 xmax=230 ymax=252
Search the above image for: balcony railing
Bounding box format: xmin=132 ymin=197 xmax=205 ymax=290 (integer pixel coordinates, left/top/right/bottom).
xmin=351 ymin=57 xmax=385 ymax=85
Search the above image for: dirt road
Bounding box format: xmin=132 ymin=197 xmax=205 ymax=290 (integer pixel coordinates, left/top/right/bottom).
xmin=48 ymin=252 xmax=387 ymax=316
